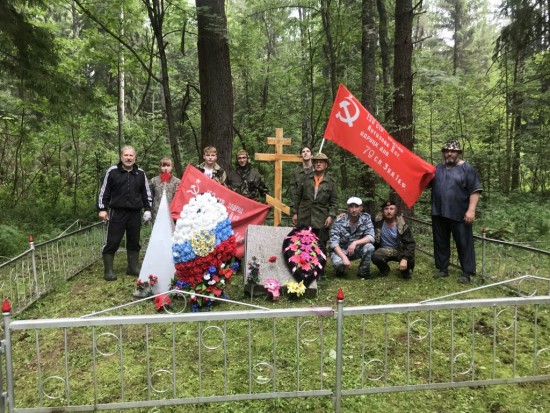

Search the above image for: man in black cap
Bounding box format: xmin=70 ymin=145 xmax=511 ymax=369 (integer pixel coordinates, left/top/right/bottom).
xmin=226 ymin=149 xmax=269 ymax=201
xmin=431 ymin=140 xmax=483 ymax=284
xmin=372 ymin=200 xmax=416 ymax=279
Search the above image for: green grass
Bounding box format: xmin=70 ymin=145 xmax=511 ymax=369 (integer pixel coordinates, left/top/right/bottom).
xmin=7 ymin=253 xmax=550 ymax=413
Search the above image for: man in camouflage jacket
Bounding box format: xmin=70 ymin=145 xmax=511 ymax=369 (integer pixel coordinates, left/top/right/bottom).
xmin=372 ymin=200 xmax=416 ymax=279
xmin=292 ymin=152 xmax=338 ymax=250
xmin=226 ymin=149 xmax=269 ymax=201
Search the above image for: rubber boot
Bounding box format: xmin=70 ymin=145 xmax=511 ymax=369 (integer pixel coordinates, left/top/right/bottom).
xmin=126 ymin=250 xmax=140 ymax=276
xmin=103 ymin=254 xmax=117 ymax=281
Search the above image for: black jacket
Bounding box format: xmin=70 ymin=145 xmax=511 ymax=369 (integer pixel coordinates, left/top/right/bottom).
xmin=98 ymin=162 xmax=152 ymax=211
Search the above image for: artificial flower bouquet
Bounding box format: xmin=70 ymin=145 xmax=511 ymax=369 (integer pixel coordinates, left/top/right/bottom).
xmin=264 ymin=278 xmax=280 ymax=300
xmin=172 ymin=261 xmax=239 ymax=311
xmin=284 ymin=280 xmax=306 ymax=298
xmin=171 ymin=192 xmax=238 ymax=311
xmin=133 ymin=274 xmax=158 ymax=299
xmin=282 ymin=226 xmax=326 ymax=287
xmin=247 ymin=256 xmax=261 ymax=284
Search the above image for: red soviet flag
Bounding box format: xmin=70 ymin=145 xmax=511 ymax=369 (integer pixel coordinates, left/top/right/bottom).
xmin=324 ymin=84 xmax=435 ymax=208
xmin=170 ymin=165 xmax=270 ymax=258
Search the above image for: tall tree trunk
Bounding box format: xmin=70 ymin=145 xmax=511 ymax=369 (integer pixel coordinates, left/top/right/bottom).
xmin=393 ymin=0 xmax=414 ymax=150
xmin=393 ymin=0 xmax=414 ymax=212
xmin=361 ymin=0 xmax=378 ymax=214
xmin=117 ymin=5 xmax=125 ymax=152
xmin=144 ymin=0 xmax=183 ymax=176
xmin=452 ymin=0 xmax=464 ymax=75
xmin=298 ymin=7 xmax=313 ymax=146
xmin=510 ymin=59 xmax=525 ymax=191
xmin=376 ymin=0 xmax=392 ymax=123
xmin=196 ymin=0 xmax=234 ymax=171
xmin=320 ymin=0 xmax=338 ymax=98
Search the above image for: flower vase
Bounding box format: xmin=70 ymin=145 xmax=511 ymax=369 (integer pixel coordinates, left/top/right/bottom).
xmin=132 ymin=286 xmax=153 ymax=300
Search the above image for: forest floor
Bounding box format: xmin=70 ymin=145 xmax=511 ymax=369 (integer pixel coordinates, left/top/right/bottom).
xmin=11 ymin=249 xmax=550 ymax=413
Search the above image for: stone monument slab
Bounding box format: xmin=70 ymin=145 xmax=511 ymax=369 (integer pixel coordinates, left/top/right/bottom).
xmin=243 ymin=225 xmax=318 ymax=298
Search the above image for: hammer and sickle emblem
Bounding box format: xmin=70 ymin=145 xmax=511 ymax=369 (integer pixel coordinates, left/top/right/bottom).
xmin=335 ymin=96 xmax=360 ymax=127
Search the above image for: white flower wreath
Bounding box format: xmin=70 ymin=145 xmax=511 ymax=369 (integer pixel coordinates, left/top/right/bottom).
xmin=172 ymin=192 xmax=228 ymax=244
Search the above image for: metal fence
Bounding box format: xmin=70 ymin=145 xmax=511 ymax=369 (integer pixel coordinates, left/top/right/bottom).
xmin=0 ymin=223 xmax=105 ymax=315
xmin=0 ymin=218 xmax=549 ymax=412
xmin=406 ymin=216 xmax=550 ymax=282
xmin=1 ymin=289 xmax=550 ymax=412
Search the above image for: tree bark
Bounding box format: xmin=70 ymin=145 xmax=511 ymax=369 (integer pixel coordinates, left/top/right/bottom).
xmin=361 ymin=0 xmax=378 ymax=214
xmin=376 ymin=0 xmax=392 ymax=123
xmin=144 ymin=0 xmax=183 ymax=176
xmin=393 ymin=0 xmax=414 ymax=150
xmin=117 ymin=5 xmax=125 ymax=152
xmin=196 ymin=0 xmax=234 ymax=171
xmin=393 ymin=0 xmax=414 ymax=212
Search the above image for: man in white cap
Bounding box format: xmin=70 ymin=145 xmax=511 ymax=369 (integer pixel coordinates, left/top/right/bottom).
xmin=329 ymin=196 xmax=375 ymax=279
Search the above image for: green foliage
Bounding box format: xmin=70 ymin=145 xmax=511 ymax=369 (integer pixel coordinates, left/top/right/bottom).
xmin=0 ymin=0 xmax=549 ymax=258
xmin=476 ymin=192 xmax=550 ymax=245
xmin=0 ymin=224 xmax=27 ymax=259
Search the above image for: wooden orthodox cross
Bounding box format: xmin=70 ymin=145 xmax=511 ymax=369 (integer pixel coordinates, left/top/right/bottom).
xmin=255 ymin=128 xmax=302 ymax=226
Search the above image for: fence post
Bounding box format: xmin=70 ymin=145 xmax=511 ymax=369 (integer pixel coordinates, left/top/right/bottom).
xmin=2 ymin=300 xmax=14 ymax=413
xmin=29 ymin=235 xmax=38 ymax=296
xmin=334 ymin=288 xmax=345 ymax=413
xmin=481 ymin=228 xmax=487 ymax=278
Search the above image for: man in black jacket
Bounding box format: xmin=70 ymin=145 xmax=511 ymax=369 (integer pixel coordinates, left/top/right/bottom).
xmin=98 ymin=146 xmax=152 ymax=281
xmin=372 ymin=200 xmax=415 ymax=279
xmin=226 ymin=149 xmax=269 ymax=201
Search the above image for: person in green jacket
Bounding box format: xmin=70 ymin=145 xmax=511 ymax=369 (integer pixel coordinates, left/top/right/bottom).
xmin=292 ymin=152 xmax=338 ymax=251
xmin=289 ymin=145 xmax=313 ymax=209
xmin=226 ymin=149 xmax=269 ymax=201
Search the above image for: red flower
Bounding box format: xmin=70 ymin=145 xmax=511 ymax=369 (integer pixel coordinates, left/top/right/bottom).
xmin=154 ymin=294 xmax=171 ymax=310
xmin=268 ymin=256 xmax=277 ymax=263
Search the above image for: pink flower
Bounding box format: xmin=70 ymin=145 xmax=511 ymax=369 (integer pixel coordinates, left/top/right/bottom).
xmin=288 ymin=243 xmax=300 ymax=251
xmin=301 ymin=244 xmax=313 ymax=253
xmin=289 ymin=255 xmax=301 ymax=264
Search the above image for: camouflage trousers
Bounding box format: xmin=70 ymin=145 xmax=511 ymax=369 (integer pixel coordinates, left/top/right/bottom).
xmin=372 ymin=247 xmax=415 ymax=272
xmin=330 ymin=243 xmax=375 ymax=275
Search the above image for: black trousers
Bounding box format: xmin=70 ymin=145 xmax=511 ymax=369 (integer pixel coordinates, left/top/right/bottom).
xmin=431 ymin=215 xmax=476 ymax=275
xmin=102 ymin=209 xmax=142 ymax=255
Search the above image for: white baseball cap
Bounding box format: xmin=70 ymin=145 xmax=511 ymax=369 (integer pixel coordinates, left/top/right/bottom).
xmin=346 ymin=197 xmax=362 ymax=206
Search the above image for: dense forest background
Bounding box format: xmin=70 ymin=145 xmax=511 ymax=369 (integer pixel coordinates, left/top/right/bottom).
xmin=1 ymin=0 xmax=549 ymax=259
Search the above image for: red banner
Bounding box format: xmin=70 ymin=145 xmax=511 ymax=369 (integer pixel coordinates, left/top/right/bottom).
xmin=324 ymin=84 xmax=435 ymax=208
xmin=170 ymin=165 xmax=271 ymax=258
